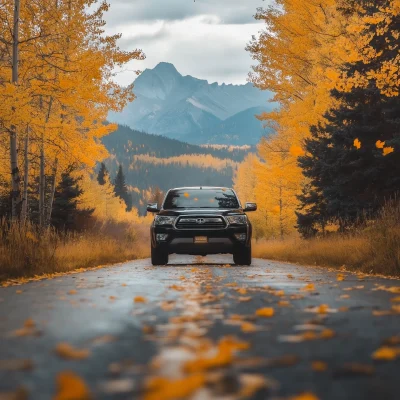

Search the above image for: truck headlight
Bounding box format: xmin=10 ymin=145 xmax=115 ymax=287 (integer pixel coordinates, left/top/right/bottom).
xmin=227 ymin=215 xmax=247 ymax=225
xmin=154 ymin=216 xmax=177 ymax=226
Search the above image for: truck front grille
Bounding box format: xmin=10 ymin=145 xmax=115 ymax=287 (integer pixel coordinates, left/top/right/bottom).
xmin=176 ymin=216 xmax=226 ymax=230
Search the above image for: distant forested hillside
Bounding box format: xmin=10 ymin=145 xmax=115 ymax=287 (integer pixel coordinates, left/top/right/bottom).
xmin=102 ymin=125 xmax=253 ymax=213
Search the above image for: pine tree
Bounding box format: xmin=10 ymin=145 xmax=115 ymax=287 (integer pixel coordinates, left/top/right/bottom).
xmin=97 ymin=163 xmax=109 ymax=186
xmin=51 ymin=166 xmax=94 ymax=231
xmin=114 ymin=165 xmax=132 ymax=211
xmin=299 ymin=81 xmax=400 ymax=228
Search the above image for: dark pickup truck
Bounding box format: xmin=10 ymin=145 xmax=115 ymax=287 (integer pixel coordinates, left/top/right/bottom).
xmin=147 ymin=187 xmax=257 ymax=266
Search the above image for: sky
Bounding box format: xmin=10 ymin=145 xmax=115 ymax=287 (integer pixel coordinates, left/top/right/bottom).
xmin=105 ymin=0 xmax=271 ymax=86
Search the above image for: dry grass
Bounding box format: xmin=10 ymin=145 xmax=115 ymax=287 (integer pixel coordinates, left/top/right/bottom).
xmin=254 ymin=200 xmax=400 ymax=276
xmin=0 ymin=220 xmax=150 ymax=281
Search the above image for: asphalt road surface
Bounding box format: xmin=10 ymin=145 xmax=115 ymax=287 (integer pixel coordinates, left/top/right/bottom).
xmin=1 ymin=255 xmax=400 ymax=400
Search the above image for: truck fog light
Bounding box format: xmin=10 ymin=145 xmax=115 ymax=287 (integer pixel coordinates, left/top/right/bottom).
xmin=234 ymin=233 xmax=247 ymax=242
xmin=156 ymin=234 xmax=168 ymax=242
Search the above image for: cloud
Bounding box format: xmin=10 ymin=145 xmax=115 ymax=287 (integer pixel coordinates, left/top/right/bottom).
xmin=106 ymin=0 xmax=270 ymax=85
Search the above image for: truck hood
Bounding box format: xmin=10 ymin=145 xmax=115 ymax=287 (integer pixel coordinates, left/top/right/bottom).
xmin=158 ymin=208 xmax=244 ymax=216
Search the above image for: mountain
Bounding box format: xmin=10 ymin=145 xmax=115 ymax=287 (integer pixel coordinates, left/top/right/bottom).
xmin=108 ymin=62 xmax=276 ymax=145
xmin=102 ymin=125 xmax=253 ymax=214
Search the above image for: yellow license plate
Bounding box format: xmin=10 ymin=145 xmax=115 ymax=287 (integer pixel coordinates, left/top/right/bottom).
xmin=194 ymin=236 xmax=208 ymax=244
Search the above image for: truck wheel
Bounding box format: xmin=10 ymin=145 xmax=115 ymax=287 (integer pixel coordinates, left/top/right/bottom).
xmin=151 ymin=246 xmax=168 ymax=266
xmin=233 ymin=245 xmax=252 ymax=266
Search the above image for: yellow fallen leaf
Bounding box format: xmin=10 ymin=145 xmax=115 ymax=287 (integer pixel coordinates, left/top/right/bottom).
xmin=16 ymin=290 xmax=23 ymax=294
xmin=317 ymin=304 xmax=329 ymax=314
xmin=238 ymin=296 xmax=252 ymax=302
xmin=236 ymin=288 xmax=248 ymax=295
xmin=184 ymin=336 xmax=249 ymax=373
xmin=301 ymin=283 xmax=315 ymax=292
xmin=54 ymin=343 xmax=90 ymax=360
xmin=340 ymin=294 xmax=350 ymax=299
xmin=54 ymin=371 xmax=92 ymax=400
xmin=144 ymin=374 xmax=205 ymax=400
xmin=241 ymin=322 xmax=258 ymax=333
xmin=134 ymin=296 xmax=147 ymax=303
xmin=255 ymin=307 xmax=275 ymax=318
xmin=68 ymin=290 xmax=77 ymax=295
xmin=372 ymin=346 xmax=400 ymax=361
xmin=278 ymin=301 xmax=290 ymax=307
xmin=337 ymin=274 xmax=345 ymax=281
xmin=169 ymin=285 xmax=185 ymax=291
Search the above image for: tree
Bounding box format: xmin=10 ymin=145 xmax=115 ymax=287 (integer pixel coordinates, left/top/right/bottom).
xmin=298 ymin=0 xmax=400 ymax=228
xmin=51 ymin=166 xmax=94 ymax=231
xmin=114 ymin=165 xmax=132 ymax=211
xmin=0 ymin=0 xmax=145 ymax=221
xmin=97 ymin=163 xmax=109 ymax=186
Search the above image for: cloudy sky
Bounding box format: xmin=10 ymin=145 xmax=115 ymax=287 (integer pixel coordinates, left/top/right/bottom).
xmin=105 ymin=0 xmax=270 ymax=86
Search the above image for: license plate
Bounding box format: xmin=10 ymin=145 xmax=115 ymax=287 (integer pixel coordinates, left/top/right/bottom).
xmin=194 ymin=236 xmax=208 ymax=244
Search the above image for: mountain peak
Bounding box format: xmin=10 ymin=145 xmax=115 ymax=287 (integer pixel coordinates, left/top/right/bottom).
xmin=152 ymin=62 xmax=180 ymax=76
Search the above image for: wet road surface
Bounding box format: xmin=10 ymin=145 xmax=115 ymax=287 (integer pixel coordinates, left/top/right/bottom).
xmin=1 ymin=255 xmax=400 ymax=399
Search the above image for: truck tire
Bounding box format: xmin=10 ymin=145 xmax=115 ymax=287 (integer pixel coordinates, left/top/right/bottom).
xmin=233 ymin=244 xmax=252 ymax=266
xmin=151 ymin=246 xmax=169 ymax=266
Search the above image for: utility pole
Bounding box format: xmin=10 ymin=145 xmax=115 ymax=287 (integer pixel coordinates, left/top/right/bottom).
xmin=10 ymin=0 xmax=22 ymax=220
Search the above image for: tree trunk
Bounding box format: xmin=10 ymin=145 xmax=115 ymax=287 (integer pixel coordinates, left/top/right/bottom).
xmin=39 ymin=135 xmax=46 ymax=227
xmin=10 ymin=0 xmax=21 ymax=220
xmin=45 ymin=158 xmax=58 ymax=228
xmin=21 ymin=128 xmax=29 ymax=223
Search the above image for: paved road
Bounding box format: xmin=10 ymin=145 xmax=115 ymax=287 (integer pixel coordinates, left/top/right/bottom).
xmin=1 ymin=256 xmax=400 ymax=400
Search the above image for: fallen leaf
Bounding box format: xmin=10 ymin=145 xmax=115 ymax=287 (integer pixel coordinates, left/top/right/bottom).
xmin=241 ymin=322 xmax=258 ymax=333
xmin=337 ymin=274 xmax=345 ymax=281
xmin=301 ymin=284 xmax=315 ymax=292
xmin=54 ymin=343 xmax=90 ymax=360
xmin=169 ymin=285 xmax=185 ymax=291
xmin=13 ymin=319 xmax=41 ymax=337
xmin=54 ymin=371 xmax=92 ymax=400
xmin=255 ymin=307 xmax=275 ymax=318
xmin=144 ymin=374 xmax=205 ymax=400
xmin=372 ymin=346 xmax=400 ymax=361
xmin=68 ymin=290 xmax=77 ymax=295
xmin=134 ymin=296 xmax=147 ymax=303
xmin=238 ymin=296 xmax=252 ymax=302
xmin=236 ymin=288 xmax=248 ymax=295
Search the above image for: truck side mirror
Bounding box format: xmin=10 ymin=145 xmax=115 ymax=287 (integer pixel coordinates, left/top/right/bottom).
xmin=244 ymin=202 xmax=257 ymax=212
xmin=147 ymin=203 xmax=160 ymax=213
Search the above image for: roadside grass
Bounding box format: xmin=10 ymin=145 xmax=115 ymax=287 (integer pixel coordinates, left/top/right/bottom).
xmin=0 ymin=220 xmax=150 ymax=282
xmin=254 ymin=200 xmax=400 ymax=276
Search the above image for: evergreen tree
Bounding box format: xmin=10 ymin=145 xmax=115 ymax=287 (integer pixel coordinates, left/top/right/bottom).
xmin=114 ymin=165 xmax=132 ymax=211
xmin=97 ymin=162 xmax=109 ymax=186
xmin=51 ymin=166 xmax=94 ymax=231
xmin=297 ymin=1 xmax=400 ymax=232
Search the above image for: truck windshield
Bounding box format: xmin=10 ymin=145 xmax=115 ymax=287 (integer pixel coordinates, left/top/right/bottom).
xmin=163 ymin=189 xmax=240 ymax=209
